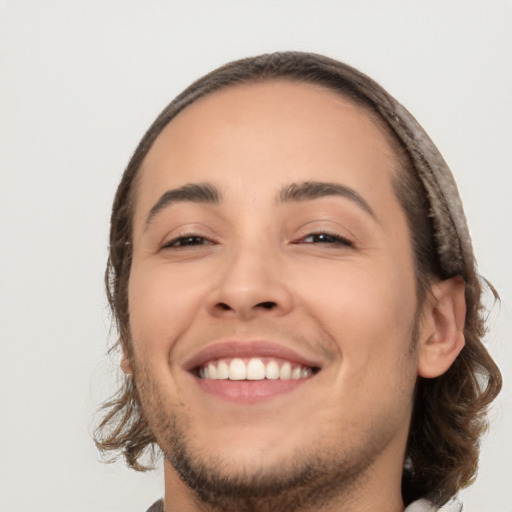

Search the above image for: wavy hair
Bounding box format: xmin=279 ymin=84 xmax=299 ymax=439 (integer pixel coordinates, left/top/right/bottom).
xmin=94 ymin=52 xmax=502 ymax=506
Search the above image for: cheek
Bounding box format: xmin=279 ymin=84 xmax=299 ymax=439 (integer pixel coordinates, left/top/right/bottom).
xmin=293 ymin=259 xmax=418 ymax=365
xmin=291 ymin=261 xmax=419 ymax=438
xmin=128 ymin=262 xmax=208 ymax=357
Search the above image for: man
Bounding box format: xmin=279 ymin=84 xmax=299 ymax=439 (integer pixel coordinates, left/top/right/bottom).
xmin=95 ymin=52 xmax=502 ymax=512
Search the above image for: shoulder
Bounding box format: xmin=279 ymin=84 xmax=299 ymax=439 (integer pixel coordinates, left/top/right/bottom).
xmin=145 ymin=498 xmax=164 ymax=512
xmin=405 ymin=497 xmax=462 ymax=512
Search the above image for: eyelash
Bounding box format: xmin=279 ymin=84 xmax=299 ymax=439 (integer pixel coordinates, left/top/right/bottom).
xmin=296 ymin=232 xmax=354 ymax=247
xmin=161 ymin=235 xmax=215 ymax=249
xmin=161 ymin=231 xmax=353 ymax=250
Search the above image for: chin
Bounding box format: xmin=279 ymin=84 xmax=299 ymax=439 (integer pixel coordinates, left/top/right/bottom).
xmin=161 ymin=416 xmax=377 ymax=512
xmin=189 ymin=421 xmax=303 ymax=471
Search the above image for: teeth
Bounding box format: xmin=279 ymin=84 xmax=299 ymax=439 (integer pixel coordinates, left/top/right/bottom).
xmin=208 ymin=362 xmax=217 ymax=380
xmin=291 ymin=366 xmax=302 ymax=380
xmin=199 ymin=357 xmax=315 ymax=381
xmin=280 ymin=362 xmax=292 ymax=380
xmin=217 ymin=360 xmax=229 ymax=379
xmin=247 ymin=358 xmax=266 ymax=380
xmin=228 ymin=358 xmax=247 ymax=380
xmin=265 ymin=360 xmax=279 ymax=380
xmin=301 ymin=367 xmax=311 ymax=378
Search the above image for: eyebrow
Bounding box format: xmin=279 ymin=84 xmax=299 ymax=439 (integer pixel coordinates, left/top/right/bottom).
xmin=145 ymin=179 xmax=375 ymax=226
xmin=145 ymin=182 xmax=220 ymax=225
xmin=278 ymin=181 xmax=375 ymax=217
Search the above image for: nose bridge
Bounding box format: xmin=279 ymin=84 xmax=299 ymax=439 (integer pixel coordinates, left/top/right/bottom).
xmin=208 ymin=235 xmax=292 ymax=318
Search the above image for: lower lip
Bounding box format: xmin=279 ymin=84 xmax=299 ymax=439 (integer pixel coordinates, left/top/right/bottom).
xmin=194 ymin=376 xmax=313 ymax=404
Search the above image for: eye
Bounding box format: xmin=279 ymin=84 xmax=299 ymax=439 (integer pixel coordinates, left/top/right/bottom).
xmin=298 ymin=232 xmax=353 ymax=247
xmin=162 ymin=235 xmax=213 ymax=249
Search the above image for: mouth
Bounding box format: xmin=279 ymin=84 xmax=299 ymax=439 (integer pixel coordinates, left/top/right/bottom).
xmin=185 ymin=341 xmax=323 ymax=403
xmin=196 ymin=357 xmax=320 ymax=381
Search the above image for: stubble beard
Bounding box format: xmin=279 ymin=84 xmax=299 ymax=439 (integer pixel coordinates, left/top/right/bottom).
xmin=161 ymin=413 xmax=377 ymax=512
xmin=133 ymin=320 xmax=420 ymax=512
xmin=136 ymin=377 xmax=394 ymax=512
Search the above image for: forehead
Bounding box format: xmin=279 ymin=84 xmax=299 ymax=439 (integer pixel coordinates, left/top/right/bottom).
xmin=135 ymin=80 xmax=402 ymax=217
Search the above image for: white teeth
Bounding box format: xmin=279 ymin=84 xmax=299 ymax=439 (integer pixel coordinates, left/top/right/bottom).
xmin=265 ymin=360 xmax=279 ymax=380
xmin=291 ymin=366 xmax=302 ymax=380
xmin=279 ymin=362 xmax=292 ymax=380
xmin=247 ymin=358 xmax=266 ymax=380
xmin=229 ymin=358 xmax=247 ymax=380
xmin=217 ymin=360 xmax=229 ymax=379
xmin=301 ymin=367 xmax=311 ymax=378
xmin=208 ymin=362 xmax=217 ymax=380
xmin=199 ymin=357 xmax=316 ymax=381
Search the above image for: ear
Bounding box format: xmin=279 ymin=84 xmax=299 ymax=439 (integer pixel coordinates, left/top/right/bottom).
xmin=417 ymin=276 xmax=466 ymax=379
xmin=121 ymin=354 xmax=133 ymax=375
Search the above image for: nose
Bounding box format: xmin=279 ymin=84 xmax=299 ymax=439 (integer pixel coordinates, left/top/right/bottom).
xmin=206 ymin=245 xmax=294 ymax=320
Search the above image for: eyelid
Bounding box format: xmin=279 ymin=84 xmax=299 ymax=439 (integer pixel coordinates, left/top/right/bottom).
xmin=294 ymin=230 xmax=355 ymax=247
xmin=161 ymin=234 xmax=214 ymax=249
xmin=292 ymin=219 xmax=357 ymax=246
xmin=159 ymin=226 xmax=219 ymax=250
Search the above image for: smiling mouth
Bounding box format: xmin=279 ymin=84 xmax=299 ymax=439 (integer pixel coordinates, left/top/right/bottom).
xmin=186 ymin=341 xmax=324 ymax=402
xmin=196 ymin=357 xmax=321 ymax=381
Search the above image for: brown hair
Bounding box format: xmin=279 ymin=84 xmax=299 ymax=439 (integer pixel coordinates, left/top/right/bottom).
xmin=95 ymin=52 xmax=502 ymax=506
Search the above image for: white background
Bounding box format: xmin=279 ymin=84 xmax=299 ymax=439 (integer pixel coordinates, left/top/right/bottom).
xmin=1 ymin=1 xmax=511 ymax=511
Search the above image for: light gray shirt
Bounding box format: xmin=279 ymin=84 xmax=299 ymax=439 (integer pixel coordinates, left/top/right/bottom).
xmin=146 ymin=496 xmax=463 ymax=511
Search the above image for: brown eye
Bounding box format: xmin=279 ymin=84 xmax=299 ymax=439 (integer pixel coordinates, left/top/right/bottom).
xmin=300 ymin=233 xmax=353 ymax=247
xmin=163 ymin=235 xmax=212 ymax=248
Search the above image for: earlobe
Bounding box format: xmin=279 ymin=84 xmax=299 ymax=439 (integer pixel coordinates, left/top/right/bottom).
xmin=121 ymin=355 xmax=133 ymax=375
xmin=417 ymin=276 xmax=466 ymax=379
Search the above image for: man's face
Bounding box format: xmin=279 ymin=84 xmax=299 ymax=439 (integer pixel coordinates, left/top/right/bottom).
xmin=128 ymin=81 xmax=425 ymax=503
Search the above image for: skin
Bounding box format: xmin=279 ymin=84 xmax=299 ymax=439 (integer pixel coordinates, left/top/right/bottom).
xmin=125 ymin=81 xmax=465 ymax=511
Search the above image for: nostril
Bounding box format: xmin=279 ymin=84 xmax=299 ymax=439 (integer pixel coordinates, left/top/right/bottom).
xmin=212 ymin=300 xmax=279 ymax=316
xmin=258 ymin=301 xmax=277 ymax=310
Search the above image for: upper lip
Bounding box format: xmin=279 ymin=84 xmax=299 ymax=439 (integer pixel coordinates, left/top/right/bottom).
xmin=183 ymin=340 xmax=324 ymax=372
